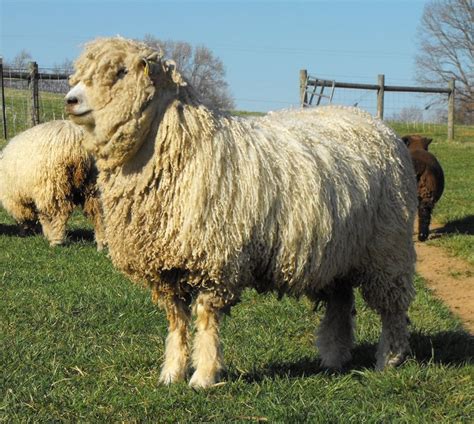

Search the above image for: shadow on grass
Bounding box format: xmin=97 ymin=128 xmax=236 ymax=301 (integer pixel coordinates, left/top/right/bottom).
xmin=0 ymin=222 xmax=42 ymax=237
xmin=67 ymin=228 xmax=95 ymax=243
xmin=0 ymin=223 xmax=95 ymax=245
xmin=432 ymin=215 xmax=474 ymax=237
xmin=0 ymin=223 xmax=23 ymax=237
xmin=231 ymin=329 xmax=473 ymax=383
xmin=409 ymin=329 xmax=473 ymax=364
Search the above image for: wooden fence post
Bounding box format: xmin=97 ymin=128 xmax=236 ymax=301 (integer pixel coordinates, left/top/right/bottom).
xmin=28 ymin=61 xmax=40 ymax=126
xmin=377 ymin=74 xmax=385 ymax=120
xmin=300 ymin=69 xmax=308 ymax=107
xmin=447 ymin=78 xmax=455 ymax=141
xmin=0 ymin=57 xmax=7 ymax=139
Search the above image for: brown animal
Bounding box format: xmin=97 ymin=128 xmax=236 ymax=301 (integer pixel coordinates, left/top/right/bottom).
xmin=402 ymin=135 xmax=445 ymax=241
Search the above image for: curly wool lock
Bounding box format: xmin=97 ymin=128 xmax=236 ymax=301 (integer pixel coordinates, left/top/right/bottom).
xmin=0 ymin=120 xmax=105 ymax=248
xmin=66 ymin=37 xmax=418 ymax=389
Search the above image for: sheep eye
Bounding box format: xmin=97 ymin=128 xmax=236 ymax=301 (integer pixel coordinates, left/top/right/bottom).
xmin=116 ymin=68 xmax=128 ymax=80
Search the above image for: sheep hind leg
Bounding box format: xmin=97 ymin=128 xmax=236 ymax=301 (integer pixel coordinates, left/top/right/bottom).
xmin=2 ymin=198 xmax=37 ymax=235
xmin=189 ymin=293 xmax=224 ymax=389
xmin=316 ymin=281 xmax=355 ymax=370
xmin=158 ymin=296 xmax=191 ymax=385
xmin=361 ymin=273 xmax=414 ymax=370
xmin=375 ymin=308 xmax=411 ymax=370
xmin=418 ymin=200 xmax=434 ymax=242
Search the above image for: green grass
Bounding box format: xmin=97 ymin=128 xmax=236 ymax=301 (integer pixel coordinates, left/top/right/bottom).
xmin=390 ymin=121 xmax=474 ymax=145
xmin=231 ymin=110 xmax=267 ymax=118
xmin=1 ymin=209 xmax=473 ymax=421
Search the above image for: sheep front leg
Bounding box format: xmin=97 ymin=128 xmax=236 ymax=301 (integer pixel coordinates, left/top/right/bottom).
xmin=83 ymin=189 xmax=106 ymax=251
xmin=189 ymin=293 xmax=224 ymax=389
xmin=158 ymin=296 xmax=191 ymax=385
xmin=39 ymin=212 xmax=70 ymax=246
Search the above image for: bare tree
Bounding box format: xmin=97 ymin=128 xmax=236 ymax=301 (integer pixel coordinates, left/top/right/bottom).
xmin=6 ymin=49 xmax=33 ymax=70
xmin=415 ymin=0 xmax=473 ymax=124
xmin=143 ymin=35 xmax=235 ymax=110
xmin=392 ymin=106 xmax=425 ymax=123
xmin=52 ymin=58 xmax=74 ymax=75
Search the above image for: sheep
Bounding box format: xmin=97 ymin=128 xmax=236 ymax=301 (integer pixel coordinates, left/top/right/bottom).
xmin=402 ymin=135 xmax=445 ymax=242
xmin=65 ymin=37 xmax=417 ymax=388
xmin=0 ymin=120 xmax=105 ymax=249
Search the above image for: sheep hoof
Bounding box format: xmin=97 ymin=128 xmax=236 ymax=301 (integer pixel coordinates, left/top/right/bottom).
xmin=376 ymin=351 xmax=406 ymax=370
xmin=418 ymin=233 xmax=428 ymax=242
xmin=188 ymin=371 xmax=218 ymax=389
xmin=49 ymin=240 xmax=65 ymax=247
xmin=320 ymin=357 xmax=348 ymax=372
xmin=158 ymin=368 xmax=185 ymax=385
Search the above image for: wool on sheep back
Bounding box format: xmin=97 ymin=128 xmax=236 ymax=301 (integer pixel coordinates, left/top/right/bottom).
xmin=66 ymin=37 xmax=417 ymax=389
xmin=0 ymin=120 xmax=105 ymax=248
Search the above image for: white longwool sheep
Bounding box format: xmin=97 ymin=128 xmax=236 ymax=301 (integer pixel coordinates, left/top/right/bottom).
xmin=65 ymin=37 xmax=417 ymax=388
xmin=0 ymin=120 xmax=105 ymax=249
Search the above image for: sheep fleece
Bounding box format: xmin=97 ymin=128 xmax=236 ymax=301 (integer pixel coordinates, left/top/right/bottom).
xmin=92 ymin=105 xmax=416 ymax=303
xmin=0 ymin=120 xmax=102 ymax=247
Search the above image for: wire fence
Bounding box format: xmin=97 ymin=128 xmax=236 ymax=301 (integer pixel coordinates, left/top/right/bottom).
xmin=300 ymin=71 xmax=456 ymax=141
xmin=0 ymin=60 xmax=70 ymax=140
xmin=328 ymin=87 xmax=450 ymax=130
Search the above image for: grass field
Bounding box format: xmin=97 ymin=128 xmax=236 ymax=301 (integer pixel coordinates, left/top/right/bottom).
xmin=1 ymin=92 xmax=473 ymax=421
xmin=1 ymin=216 xmax=473 ymax=421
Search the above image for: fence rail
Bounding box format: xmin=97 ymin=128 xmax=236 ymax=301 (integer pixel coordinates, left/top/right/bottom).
xmin=3 ymin=70 xmax=69 ymax=80
xmin=300 ymin=70 xmax=456 ymax=141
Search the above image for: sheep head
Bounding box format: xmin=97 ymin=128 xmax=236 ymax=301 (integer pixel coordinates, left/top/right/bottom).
xmin=402 ymin=135 xmax=433 ymax=152
xmin=65 ymin=37 xmax=186 ymax=169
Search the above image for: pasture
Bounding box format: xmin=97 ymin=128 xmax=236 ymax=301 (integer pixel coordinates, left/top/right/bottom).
xmin=1 ymin=96 xmax=473 ymax=420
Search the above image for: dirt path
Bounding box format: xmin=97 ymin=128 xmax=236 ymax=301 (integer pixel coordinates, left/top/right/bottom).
xmin=414 ymin=223 xmax=474 ymax=334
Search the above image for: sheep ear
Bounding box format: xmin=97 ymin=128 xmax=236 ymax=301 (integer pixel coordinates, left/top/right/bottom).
xmin=401 ymin=136 xmax=410 ymax=146
xmin=140 ymin=56 xmax=161 ymax=79
xmin=425 ymin=138 xmax=433 ymax=147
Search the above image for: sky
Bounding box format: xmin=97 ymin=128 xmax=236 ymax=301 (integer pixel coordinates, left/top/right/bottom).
xmin=1 ymin=0 xmax=428 ymax=112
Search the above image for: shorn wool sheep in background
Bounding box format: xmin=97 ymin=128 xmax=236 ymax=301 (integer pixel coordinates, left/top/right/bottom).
xmin=65 ymin=37 xmax=417 ymax=388
xmin=402 ymin=135 xmax=445 ymax=242
xmin=0 ymin=120 xmax=105 ymax=249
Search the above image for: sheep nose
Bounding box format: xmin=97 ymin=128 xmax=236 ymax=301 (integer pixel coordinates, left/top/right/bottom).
xmin=65 ymin=82 xmax=86 ymax=106
xmin=66 ymin=96 xmax=79 ymax=105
